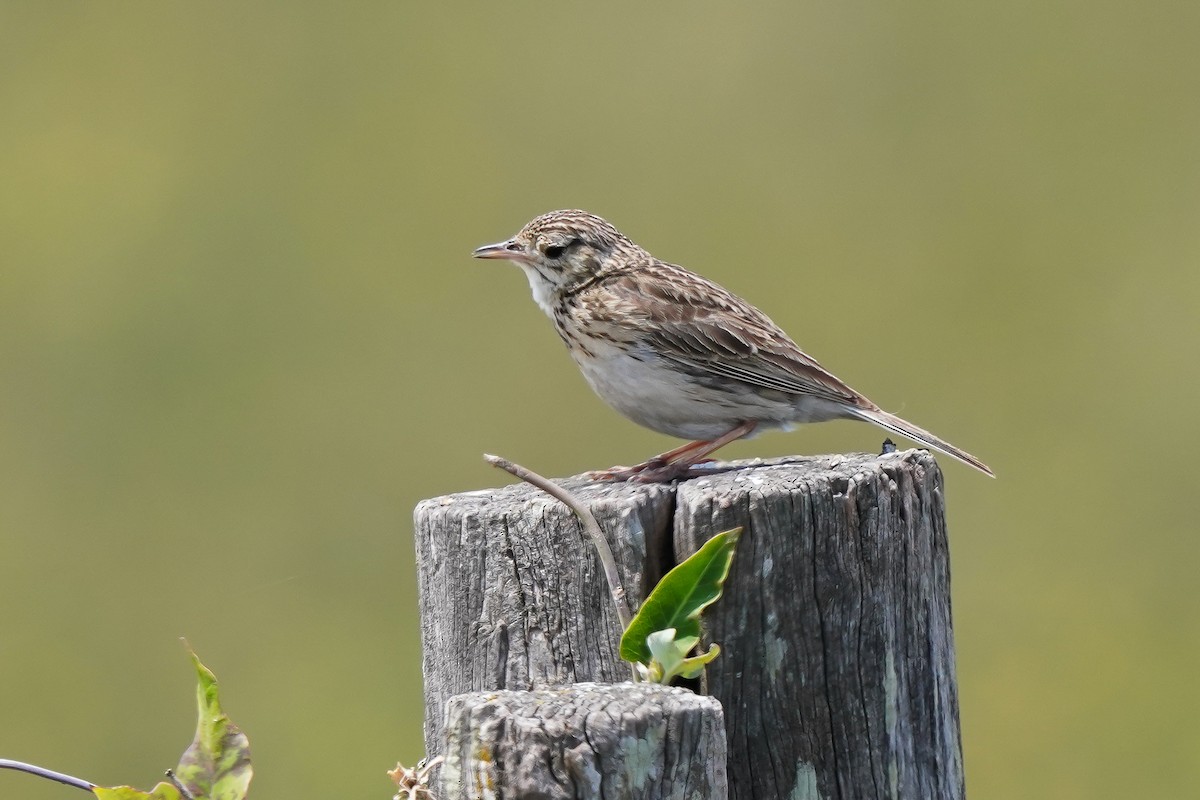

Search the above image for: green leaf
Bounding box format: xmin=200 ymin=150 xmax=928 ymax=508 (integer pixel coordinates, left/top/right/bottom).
xmin=620 ymin=528 xmax=741 ymax=664
xmin=172 ymin=646 xmax=253 ymax=800
xmin=93 ymin=783 xmax=181 ymax=800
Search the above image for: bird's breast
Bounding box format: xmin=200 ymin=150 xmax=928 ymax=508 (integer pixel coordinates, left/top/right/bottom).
xmin=559 ymin=331 xmax=742 ymax=439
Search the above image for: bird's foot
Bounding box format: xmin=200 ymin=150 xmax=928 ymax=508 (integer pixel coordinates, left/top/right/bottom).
xmin=586 ymin=457 xmax=718 ymax=484
xmin=628 ymin=461 xmax=704 ymax=483
xmin=585 ymin=457 xmax=667 ymax=482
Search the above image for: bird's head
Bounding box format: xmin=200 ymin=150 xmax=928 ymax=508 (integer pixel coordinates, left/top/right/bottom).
xmin=472 ymin=210 xmax=636 ymax=313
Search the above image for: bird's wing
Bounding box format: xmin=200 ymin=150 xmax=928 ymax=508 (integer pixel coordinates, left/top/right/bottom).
xmin=591 ymin=265 xmax=867 ymax=407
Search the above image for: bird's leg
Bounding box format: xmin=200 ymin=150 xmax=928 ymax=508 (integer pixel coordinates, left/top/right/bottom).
xmin=634 ymin=421 xmax=757 ymax=482
xmin=647 ymin=438 xmax=714 ymax=466
xmin=588 ymin=421 xmax=757 ymax=483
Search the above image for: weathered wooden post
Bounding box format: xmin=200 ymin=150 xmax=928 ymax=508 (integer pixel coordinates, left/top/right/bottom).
xmin=414 ymin=449 xmax=965 ymax=800
xmin=441 ymin=683 xmax=727 ymax=799
xmin=414 ymin=479 xmax=674 ymax=749
xmin=674 ymin=451 xmax=963 ymax=799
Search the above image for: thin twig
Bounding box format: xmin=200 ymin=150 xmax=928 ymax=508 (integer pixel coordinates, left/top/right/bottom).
xmin=0 ymin=759 xmax=95 ymax=792
xmin=484 ymin=454 xmax=632 ymax=629
xmin=485 ymin=454 xmax=639 ymax=680
xmin=166 ymin=769 xmax=197 ymax=800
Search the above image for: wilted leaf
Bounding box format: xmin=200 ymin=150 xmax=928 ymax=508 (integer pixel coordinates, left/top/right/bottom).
xmin=172 ymin=647 xmax=253 ymax=800
xmin=93 ymin=782 xmax=181 ymax=800
xmin=620 ymin=528 xmax=741 ymax=664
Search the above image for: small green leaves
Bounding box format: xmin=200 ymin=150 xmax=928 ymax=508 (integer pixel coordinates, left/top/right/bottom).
xmin=620 ymin=528 xmax=741 ymax=682
xmin=636 ymin=629 xmax=722 ymax=684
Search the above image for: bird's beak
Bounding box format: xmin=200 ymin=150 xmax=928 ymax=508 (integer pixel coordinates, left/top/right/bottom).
xmin=471 ymin=239 xmax=530 ymax=264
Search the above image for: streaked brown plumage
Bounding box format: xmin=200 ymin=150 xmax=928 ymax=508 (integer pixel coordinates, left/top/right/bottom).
xmin=473 ymin=209 xmax=992 ymax=481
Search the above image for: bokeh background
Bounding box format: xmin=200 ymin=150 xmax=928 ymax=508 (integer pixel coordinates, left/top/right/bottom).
xmin=2 ymin=3 xmax=1197 ymax=798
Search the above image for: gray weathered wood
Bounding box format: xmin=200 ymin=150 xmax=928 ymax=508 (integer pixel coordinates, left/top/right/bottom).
xmin=440 ymin=682 xmax=727 ymax=799
xmin=674 ymin=451 xmax=963 ymax=800
xmin=414 ymin=478 xmax=674 ymax=751
xmin=414 ymin=449 xmax=964 ymax=800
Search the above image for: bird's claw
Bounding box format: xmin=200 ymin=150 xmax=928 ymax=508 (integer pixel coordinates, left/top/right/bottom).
xmin=586 ymin=457 xmax=718 ymax=484
xmin=584 ymin=460 xmax=662 ymax=482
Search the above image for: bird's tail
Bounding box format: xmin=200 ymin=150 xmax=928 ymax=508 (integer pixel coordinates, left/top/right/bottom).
xmin=845 ymin=406 xmax=994 ymax=477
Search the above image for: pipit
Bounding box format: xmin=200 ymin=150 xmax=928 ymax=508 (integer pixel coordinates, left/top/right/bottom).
xmin=473 ymin=210 xmax=993 ymax=481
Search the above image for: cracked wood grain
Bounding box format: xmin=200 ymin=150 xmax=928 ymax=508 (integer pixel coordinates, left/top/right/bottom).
xmin=414 ymin=476 xmax=674 ymax=751
xmin=672 ymin=452 xmax=964 ymax=800
xmin=441 ymin=683 xmax=727 ymax=799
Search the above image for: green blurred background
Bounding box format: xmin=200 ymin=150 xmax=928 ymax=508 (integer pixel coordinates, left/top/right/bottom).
xmin=1 ymin=3 xmax=1197 ymax=798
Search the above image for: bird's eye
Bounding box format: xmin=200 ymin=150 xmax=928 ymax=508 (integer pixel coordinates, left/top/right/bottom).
xmin=543 ymin=238 xmax=582 ymax=260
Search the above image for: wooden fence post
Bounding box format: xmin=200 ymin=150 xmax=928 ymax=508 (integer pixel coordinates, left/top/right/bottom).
xmin=414 ymin=450 xmax=965 ymax=800
xmin=674 ymin=451 xmax=964 ymax=800
xmin=440 ymin=683 xmax=727 ymax=799
xmin=414 ymin=479 xmax=674 ymax=750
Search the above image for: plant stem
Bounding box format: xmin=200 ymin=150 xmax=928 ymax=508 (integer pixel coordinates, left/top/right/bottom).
xmin=0 ymin=759 xmax=95 ymax=792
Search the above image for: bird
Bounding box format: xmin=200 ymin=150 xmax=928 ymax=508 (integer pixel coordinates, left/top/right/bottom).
xmin=473 ymin=210 xmax=993 ymax=481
